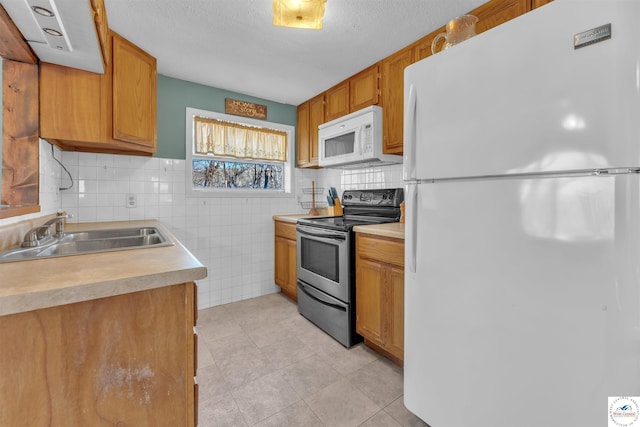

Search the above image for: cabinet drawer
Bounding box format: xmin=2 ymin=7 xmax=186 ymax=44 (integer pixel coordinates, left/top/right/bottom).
xmin=357 ymin=234 xmax=404 ymax=267
xmin=275 ymin=221 xmax=297 ymax=240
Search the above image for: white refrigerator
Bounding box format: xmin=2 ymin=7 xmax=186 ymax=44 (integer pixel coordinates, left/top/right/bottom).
xmin=403 ymin=1 xmax=640 ymax=427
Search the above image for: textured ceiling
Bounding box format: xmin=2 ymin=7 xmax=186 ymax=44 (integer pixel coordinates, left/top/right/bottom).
xmin=104 ymin=0 xmax=484 ymax=106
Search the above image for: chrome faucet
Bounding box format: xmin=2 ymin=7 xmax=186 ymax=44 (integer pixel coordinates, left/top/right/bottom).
xmin=22 ymin=215 xmax=69 ymax=248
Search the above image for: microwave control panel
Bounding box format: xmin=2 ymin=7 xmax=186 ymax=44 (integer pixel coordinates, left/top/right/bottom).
xmin=362 ymin=124 xmax=373 ymax=153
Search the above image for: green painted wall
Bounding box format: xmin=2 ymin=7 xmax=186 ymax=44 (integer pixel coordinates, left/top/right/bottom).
xmin=156 ymin=74 xmax=297 ymax=159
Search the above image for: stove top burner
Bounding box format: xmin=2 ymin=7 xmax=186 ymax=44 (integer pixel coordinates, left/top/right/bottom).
xmin=297 ymin=188 xmax=404 ymax=231
xmin=299 ymin=215 xmax=397 ymax=230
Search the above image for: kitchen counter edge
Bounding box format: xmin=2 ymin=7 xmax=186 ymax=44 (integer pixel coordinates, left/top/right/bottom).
xmin=353 ymin=222 xmax=405 ymax=240
xmin=0 ymin=220 xmax=207 ymax=316
xmin=273 ymin=214 xmax=316 ymax=224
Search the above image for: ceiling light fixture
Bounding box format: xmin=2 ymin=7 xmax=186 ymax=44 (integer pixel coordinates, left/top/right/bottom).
xmin=42 ymin=28 xmax=63 ymax=37
xmin=272 ymin=0 xmax=326 ymax=30
xmin=31 ymin=6 xmax=55 ymax=17
xmin=26 ymin=0 xmax=73 ymax=52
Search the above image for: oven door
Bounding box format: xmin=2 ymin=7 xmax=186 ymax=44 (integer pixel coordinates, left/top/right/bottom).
xmin=296 ymin=224 xmax=350 ymax=302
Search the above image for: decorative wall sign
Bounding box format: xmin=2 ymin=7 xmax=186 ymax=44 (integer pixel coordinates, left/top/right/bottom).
xmin=225 ymin=98 xmax=267 ymax=119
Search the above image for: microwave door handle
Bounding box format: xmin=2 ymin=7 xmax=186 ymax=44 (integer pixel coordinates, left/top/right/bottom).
xmin=357 ymin=126 xmax=364 ymax=155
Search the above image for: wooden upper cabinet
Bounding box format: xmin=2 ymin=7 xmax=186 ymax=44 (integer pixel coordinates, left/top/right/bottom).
xmin=412 ymin=29 xmax=444 ymax=63
xmin=380 ymin=46 xmax=413 ymax=155
xmin=472 ymin=0 xmax=531 ymax=35
xmin=308 ymin=94 xmax=324 ymax=165
xmin=349 ymin=64 xmax=379 ymax=112
xmin=296 ymin=0 xmax=541 ymax=160
xmin=296 ymin=94 xmax=323 ymax=168
xmin=413 ymin=0 xmax=531 ymax=62
xmin=40 ymin=30 xmax=157 ymax=155
xmin=325 ymin=80 xmax=349 ymax=122
xmin=89 ymin=0 xmax=110 ymax=68
xmin=533 ymin=0 xmax=553 ymax=8
xmin=325 ymin=64 xmax=379 ymax=123
xmin=112 ymin=32 xmax=157 ymax=149
xmin=296 ymin=101 xmax=311 ymax=168
xmin=40 ymin=62 xmax=110 ymax=144
xmin=296 ymin=101 xmax=311 ymax=167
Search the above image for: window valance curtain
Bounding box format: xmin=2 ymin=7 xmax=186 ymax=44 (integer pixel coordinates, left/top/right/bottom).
xmin=194 ymin=116 xmax=287 ymax=161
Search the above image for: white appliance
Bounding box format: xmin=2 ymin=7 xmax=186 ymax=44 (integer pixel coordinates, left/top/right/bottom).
xmin=318 ymin=105 xmax=402 ymax=168
xmin=3 ymin=0 xmax=105 ymax=73
xmin=403 ymin=1 xmax=640 ymax=427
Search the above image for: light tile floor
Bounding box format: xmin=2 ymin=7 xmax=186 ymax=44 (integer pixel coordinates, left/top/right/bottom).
xmin=196 ymin=292 xmax=429 ymax=426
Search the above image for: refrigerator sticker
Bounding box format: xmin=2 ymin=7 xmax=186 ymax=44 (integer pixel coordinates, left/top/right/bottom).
xmin=574 ymin=23 xmax=611 ymax=49
xmin=608 ymin=396 xmax=640 ymax=427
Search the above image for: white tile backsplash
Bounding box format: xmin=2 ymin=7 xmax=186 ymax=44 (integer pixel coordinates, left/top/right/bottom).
xmin=314 ymin=163 xmax=405 ymax=198
xmin=58 ymin=151 xmax=304 ymax=309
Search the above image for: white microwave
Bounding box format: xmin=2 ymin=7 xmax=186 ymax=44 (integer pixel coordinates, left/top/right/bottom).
xmin=318 ymin=105 xmax=402 ymax=168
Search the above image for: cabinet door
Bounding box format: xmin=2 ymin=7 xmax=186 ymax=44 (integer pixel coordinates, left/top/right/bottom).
xmin=286 ymin=239 xmax=298 ymax=300
xmin=308 ymin=94 xmax=324 ymax=165
xmin=296 ymin=101 xmax=311 ymax=167
xmin=356 ymin=257 xmax=384 ymax=346
xmin=0 ymin=284 xmax=196 ymax=426
xmin=412 ymin=29 xmax=444 ymax=62
xmin=275 ymin=236 xmax=289 ymax=287
xmin=472 ymin=0 xmax=530 ymax=34
xmin=112 ymin=32 xmax=157 ymax=150
xmin=380 ymin=46 xmax=413 ymax=155
xmin=386 ymin=265 xmax=405 ymax=360
xmin=533 ymin=0 xmax=553 ymax=8
xmin=325 ymin=81 xmax=349 ymax=122
xmin=40 ymin=62 xmax=110 ymax=144
xmin=349 ymin=65 xmax=379 ymax=112
xmin=275 ymin=236 xmax=297 ymax=300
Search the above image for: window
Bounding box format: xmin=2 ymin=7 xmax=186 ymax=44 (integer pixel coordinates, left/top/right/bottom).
xmin=186 ymin=107 xmax=295 ymax=197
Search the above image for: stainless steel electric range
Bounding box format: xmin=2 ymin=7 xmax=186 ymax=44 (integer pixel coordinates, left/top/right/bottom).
xmin=296 ymin=188 xmax=404 ymax=347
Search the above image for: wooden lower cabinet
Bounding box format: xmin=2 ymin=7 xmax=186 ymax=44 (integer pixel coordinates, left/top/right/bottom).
xmin=0 ymin=282 xmax=197 ymax=427
xmin=274 ymin=220 xmax=298 ymax=300
xmin=356 ymin=233 xmax=404 ymax=365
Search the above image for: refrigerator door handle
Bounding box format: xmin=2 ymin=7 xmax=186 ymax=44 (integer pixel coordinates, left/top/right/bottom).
xmin=404 ymin=84 xmax=417 ymax=181
xmin=406 ymin=183 xmax=418 ymax=273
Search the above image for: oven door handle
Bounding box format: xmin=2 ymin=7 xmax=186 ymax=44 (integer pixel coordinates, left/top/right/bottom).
xmin=296 ymin=225 xmax=347 ymax=241
xmin=298 ymin=283 xmax=347 ymax=312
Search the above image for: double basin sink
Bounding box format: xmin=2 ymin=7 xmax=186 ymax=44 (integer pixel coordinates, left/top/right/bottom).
xmin=0 ymin=226 xmax=173 ymax=262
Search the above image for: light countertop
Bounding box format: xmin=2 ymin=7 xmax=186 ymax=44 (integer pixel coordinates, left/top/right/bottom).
xmin=0 ymin=220 xmax=207 ymax=316
xmin=272 ymin=214 xmax=318 ymax=224
xmin=353 ymin=222 xmax=405 ymax=240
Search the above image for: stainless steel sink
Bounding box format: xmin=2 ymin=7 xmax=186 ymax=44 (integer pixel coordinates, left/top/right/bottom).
xmin=0 ymin=226 xmax=173 ymax=262
xmin=58 ymin=227 xmax=161 ymax=242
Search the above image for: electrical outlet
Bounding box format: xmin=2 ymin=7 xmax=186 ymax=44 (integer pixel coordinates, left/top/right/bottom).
xmin=126 ymin=193 xmax=137 ymax=208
